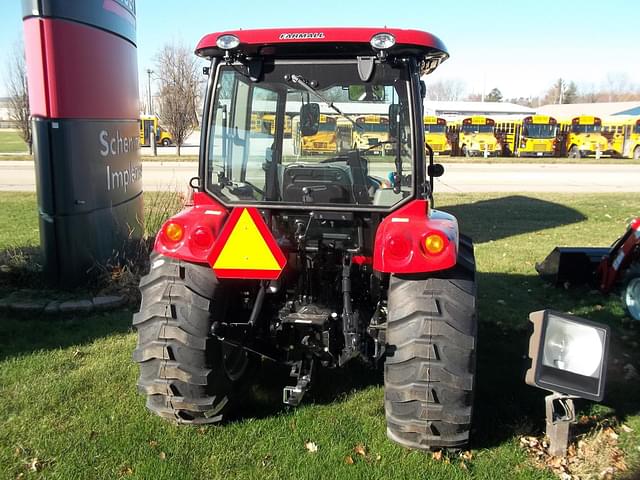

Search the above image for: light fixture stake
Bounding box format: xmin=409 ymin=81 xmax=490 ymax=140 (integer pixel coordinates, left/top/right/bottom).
xmin=545 ymin=392 xmax=577 ymax=456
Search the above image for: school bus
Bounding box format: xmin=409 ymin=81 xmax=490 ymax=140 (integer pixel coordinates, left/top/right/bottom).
xmin=602 ymin=116 xmax=640 ymax=159
xmin=458 ymin=116 xmax=501 ymax=157
xmin=424 ymin=116 xmax=451 ymax=155
xmin=292 ymin=114 xmax=338 ymax=155
xmin=261 ymin=113 xmax=293 ymax=138
xmin=139 ymin=114 xmax=173 ymax=147
xmin=558 ymin=116 xmax=608 ymax=158
xmin=336 ymin=118 xmax=354 ymax=152
xmin=353 ymin=115 xmax=389 ymax=154
xmin=495 ymin=115 xmax=558 ymax=157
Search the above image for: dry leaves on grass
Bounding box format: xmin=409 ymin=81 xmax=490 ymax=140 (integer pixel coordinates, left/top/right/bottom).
xmin=343 ymin=444 xmax=381 ymax=465
xmin=519 ymin=424 xmax=628 ymax=479
xmin=118 ymin=465 xmax=134 ymax=477
xmin=304 ymin=441 xmax=318 ymax=453
xmin=354 ymin=444 xmax=367 ymax=457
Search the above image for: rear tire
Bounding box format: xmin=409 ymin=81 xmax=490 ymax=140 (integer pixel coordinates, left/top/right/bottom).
xmin=633 ymin=147 xmax=640 ymax=160
xmin=133 ymin=253 xmax=253 ymax=424
xmin=384 ymin=236 xmax=477 ymax=449
xmin=161 ymin=138 xmax=171 ymax=147
xmin=622 ymin=263 xmax=640 ymax=321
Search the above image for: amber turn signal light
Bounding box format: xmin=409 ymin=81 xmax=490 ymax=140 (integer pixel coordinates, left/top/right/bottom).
xmin=164 ymin=222 xmax=184 ymax=243
xmin=423 ymin=233 xmax=445 ymax=255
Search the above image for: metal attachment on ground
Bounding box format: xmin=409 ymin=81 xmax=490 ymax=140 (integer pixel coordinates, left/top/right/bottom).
xmin=283 ymin=359 xmax=314 ymax=406
xmin=545 ymin=392 xmax=577 ymax=457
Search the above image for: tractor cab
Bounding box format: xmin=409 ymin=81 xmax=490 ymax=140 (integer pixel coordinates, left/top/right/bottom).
xmin=195 ymin=28 xmax=448 ymax=210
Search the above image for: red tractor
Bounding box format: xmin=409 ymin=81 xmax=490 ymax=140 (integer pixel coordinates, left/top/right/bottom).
xmin=133 ymin=28 xmax=477 ymax=450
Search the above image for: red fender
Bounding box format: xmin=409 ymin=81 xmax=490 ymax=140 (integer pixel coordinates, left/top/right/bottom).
xmin=153 ymin=192 xmax=228 ymax=263
xmin=373 ymin=200 xmax=458 ymax=274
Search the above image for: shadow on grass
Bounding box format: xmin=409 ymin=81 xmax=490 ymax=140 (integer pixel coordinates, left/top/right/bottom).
xmin=0 ymin=310 xmax=132 ymax=361
xmin=232 ymin=270 xmax=640 ymax=455
xmin=438 ymin=195 xmax=587 ymax=243
xmin=2 ymin=268 xmax=638 ymax=459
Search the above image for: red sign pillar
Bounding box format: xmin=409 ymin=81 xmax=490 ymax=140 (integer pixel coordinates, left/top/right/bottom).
xmin=22 ymin=0 xmax=142 ymax=287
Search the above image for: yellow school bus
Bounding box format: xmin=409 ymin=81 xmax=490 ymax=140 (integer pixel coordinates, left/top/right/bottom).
xmin=602 ymin=116 xmax=640 ymax=159
xmin=336 ymin=118 xmax=354 ymax=152
xmin=424 ymin=116 xmax=451 ymax=155
xmin=293 ymin=114 xmax=338 ymax=155
xmin=261 ymin=113 xmax=293 ymax=138
xmin=353 ymin=115 xmax=389 ymax=154
xmin=139 ymin=115 xmax=173 ymax=146
xmin=558 ymin=116 xmax=608 ymax=158
xmin=517 ymin=115 xmax=558 ymax=157
xmin=459 ymin=116 xmax=501 ymax=157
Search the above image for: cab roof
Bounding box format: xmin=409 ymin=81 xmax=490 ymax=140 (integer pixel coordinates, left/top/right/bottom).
xmin=195 ymin=27 xmax=448 ymax=71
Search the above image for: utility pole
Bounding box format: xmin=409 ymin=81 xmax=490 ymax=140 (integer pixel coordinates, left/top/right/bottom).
xmin=558 ymin=80 xmax=565 ymax=104
xmin=146 ymin=68 xmax=154 ymax=114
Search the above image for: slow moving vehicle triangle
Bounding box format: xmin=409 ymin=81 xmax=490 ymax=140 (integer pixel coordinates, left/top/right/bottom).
xmin=209 ymin=207 xmax=286 ymax=279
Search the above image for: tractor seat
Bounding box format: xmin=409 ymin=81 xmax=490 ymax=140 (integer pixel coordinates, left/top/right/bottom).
xmin=281 ymin=163 xmax=354 ymax=204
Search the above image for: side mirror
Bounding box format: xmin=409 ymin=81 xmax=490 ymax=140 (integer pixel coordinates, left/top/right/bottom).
xmin=427 ymin=163 xmax=444 ymax=178
xmin=388 ymin=104 xmax=400 ymax=138
xmin=300 ymin=103 xmax=320 ymax=136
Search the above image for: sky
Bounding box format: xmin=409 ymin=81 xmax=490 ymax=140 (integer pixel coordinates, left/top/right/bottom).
xmin=1 ymin=0 xmax=639 ymax=101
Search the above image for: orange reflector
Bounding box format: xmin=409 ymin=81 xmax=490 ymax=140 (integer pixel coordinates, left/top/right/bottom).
xmin=208 ymin=208 xmax=287 ymax=280
xmin=164 ymin=222 xmax=184 ymax=242
xmin=424 ymin=233 xmax=445 ymax=255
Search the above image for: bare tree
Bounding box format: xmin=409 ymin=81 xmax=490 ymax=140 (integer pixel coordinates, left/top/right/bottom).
xmin=425 ymin=78 xmax=466 ymax=101
xmin=155 ymin=42 xmax=201 ymax=156
xmin=5 ymin=39 xmax=32 ymax=154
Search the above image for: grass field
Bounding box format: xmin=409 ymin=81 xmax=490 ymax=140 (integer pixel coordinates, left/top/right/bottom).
xmin=1 ymin=192 xmax=640 ymax=479
xmin=0 ymin=130 xmax=28 ymax=154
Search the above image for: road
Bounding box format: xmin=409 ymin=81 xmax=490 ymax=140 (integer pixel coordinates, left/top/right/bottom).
xmin=1 ymin=161 xmax=639 ymax=193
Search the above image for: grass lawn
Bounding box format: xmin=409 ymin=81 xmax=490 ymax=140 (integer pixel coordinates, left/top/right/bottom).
xmin=0 ymin=130 xmax=28 ymax=154
xmin=1 ymin=192 xmax=639 ymax=479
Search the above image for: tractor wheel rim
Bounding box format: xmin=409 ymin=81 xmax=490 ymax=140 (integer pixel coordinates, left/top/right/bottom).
xmin=221 ymin=343 xmax=249 ymax=381
xmin=625 ymin=278 xmax=640 ymax=321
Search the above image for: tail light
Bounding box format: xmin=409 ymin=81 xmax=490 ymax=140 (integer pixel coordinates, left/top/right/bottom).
xmin=423 ymin=233 xmax=446 ymax=255
xmin=163 ymin=222 xmax=184 ymax=243
xmin=190 ymin=226 xmax=214 ymax=250
xmin=373 ymin=200 xmax=457 ymax=274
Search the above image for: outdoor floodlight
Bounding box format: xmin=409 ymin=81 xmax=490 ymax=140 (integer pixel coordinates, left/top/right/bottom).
xmin=526 ymin=309 xmax=609 ymax=402
xmin=525 ymin=310 xmax=610 ymax=456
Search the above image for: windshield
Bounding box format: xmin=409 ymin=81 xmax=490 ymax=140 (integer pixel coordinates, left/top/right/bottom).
xmin=206 ymin=60 xmax=413 ymax=208
xmin=523 ymin=124 xmax=557 ymax=138
xmin=571 ymin=124 xmax=601 ymax=134
xmin=425 ymin=124 xmax=446 ymax=133
xmin=461 ymin=124 xmax=494 ymax=134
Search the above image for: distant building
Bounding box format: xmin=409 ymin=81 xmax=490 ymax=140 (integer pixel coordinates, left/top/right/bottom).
xmin=423 ymin=101 xmax=535 ymax=120
xmin=536 ymin=101 xmax=640 ymax=119
xmin=0 ymin=97 xmax=13 ymax=127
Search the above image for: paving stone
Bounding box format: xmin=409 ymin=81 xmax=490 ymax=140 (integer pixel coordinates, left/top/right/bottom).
xmin=92 ymin=295 xmax=126 ymax=310
xmin=11 ymin=300 xmax=46 ymax=313
xmin=59 ymin=299 xmax=94 ymax=313
xmin=44 ymin=301 xmax=61 ymax=314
